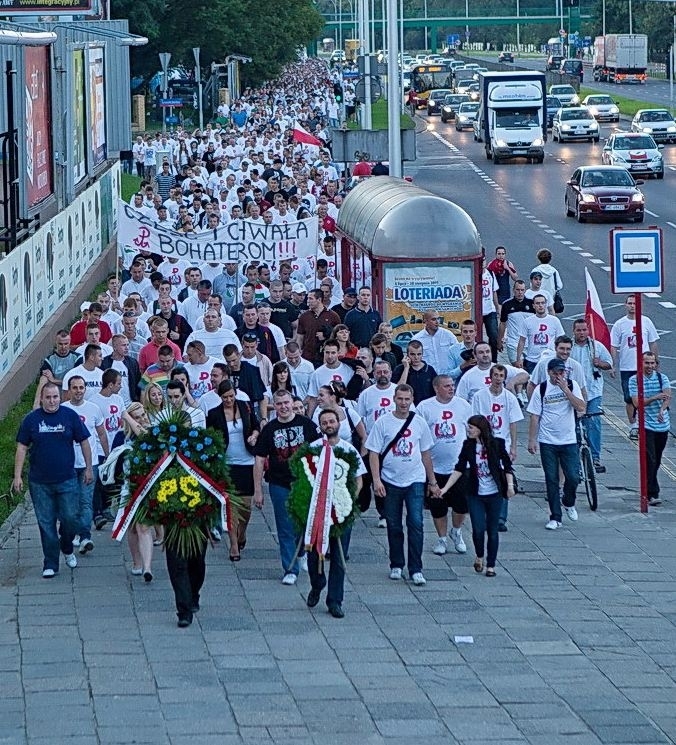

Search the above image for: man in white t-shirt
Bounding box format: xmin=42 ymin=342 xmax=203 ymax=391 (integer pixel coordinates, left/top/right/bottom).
xmin=610 ymin=294 xmax=660 ymax=438
xmin=472 ymin=364 xmax=523 ymax=531
xmin=198 ymin=363 xmax=250 ymax=415
xmin=306 ymin=340 xmax=355 ymax=416
xmin=284 ymin=341 xmax=314 ymax=401
xmin=527 ymin=334 xmax=587 ymax=401
xmin=527 ymin=357 xmax=586 ymax=531
xmin=256 ymin=303 xmax=287 ymax=360
xmin=121 ymin=262 xmax=154 ymax=307
xmin=184 ymin=309 xmax=240 ymax=360
xmin=516 ymin=295 xmax=564 ymax=374
xmin=366 ymin=384 xmax=439 ymax=586
xmin=183 ymin=341 xmax=218 ymax=400
xmin=412 ymin=311 xmax=456 ymax=375
xmin=158 ymin=257 xmax=190 ymax=298
xmin=481 ymin=261 xmax=499 ymax=362
xmin=524 ymin=271 xmax=554 ymax=313
xmin=456 ymin=342 xmax=528 ymax=404
xmin=417 ymin=375 xmax=472 ymax=556
xmin=63 ymin=345 xmax=104 ymax=401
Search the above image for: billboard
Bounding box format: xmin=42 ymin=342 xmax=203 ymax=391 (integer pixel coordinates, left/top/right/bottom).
xmin=24 ymin=46 xmax=53 ymax=209
xmin=383 ymin=263 xmax=473 ymax=346
xmin=88 ymin=47 xmax=107 ymax=168
xmin=73 ymin=49 xmax=87 ymax=183
xmin=0 ymin=0 xmax=94 ymax=13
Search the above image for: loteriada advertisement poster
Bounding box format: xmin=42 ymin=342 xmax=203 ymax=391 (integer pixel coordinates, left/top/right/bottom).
xmin=384 ymin=263 xmax=473 ymax=349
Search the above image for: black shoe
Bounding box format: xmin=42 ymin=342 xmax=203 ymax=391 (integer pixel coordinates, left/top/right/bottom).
xmin=307 ymin=587 xmax=322 ymax=608
xmin=190 ymin=603 xmax=200 ymax=614
xmin=94 ymin=515 xmax=108 ymax=531
xmin=498 ymin=522 xmax=508 ymax=533
xmin=102 ymin=509 xmax=115 ymax=522
xmin=328 ymin=604 xmax=344 ymax=619
xmin=143 ymin=571 xmax=153 ymax=583
xmin=593 ymin=461 xmax=606 ymax=474
xmin=177 ymin=617 xmax=192 ymax=628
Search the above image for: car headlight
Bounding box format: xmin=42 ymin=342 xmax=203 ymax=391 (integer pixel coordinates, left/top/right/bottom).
xmin=668 ymin=126 xmax=676 ymax=132
xmin=642 ymin=127 xmax=652 ymax=134
xmin=610 ymin=106 xmax=619 ymax=114
xmin=590 ymin=122 xmax=598 ymax=130
xmin=531 ymin=138 xmax=544 ymax=147
xmin=561 ymin=124 xmax=571 ymax=131
xmin=581 ymin=194 xmax=596 ymax=203
xmin=442 ymin=106 xmax=451 ymax=112
xmin=652 ymin=154 xmax=663 ymax=161
xmin=571 ymin=95 xmax=580 ymax=105
xmin=495 ymin=139 xmax=507 ymax=147
xmin=631 ymin=193 xmax=644 ymax=203
xmin=429 ymin=99 xmax=436 ymax=106
xmin=459 ymin=116 xmax=468 ymax=122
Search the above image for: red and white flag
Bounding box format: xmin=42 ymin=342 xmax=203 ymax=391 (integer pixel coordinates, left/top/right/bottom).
xmin=584 ymin=267 xmax=611 ymax=350
xmin=292 ymin=122 xmax=323 ymax=148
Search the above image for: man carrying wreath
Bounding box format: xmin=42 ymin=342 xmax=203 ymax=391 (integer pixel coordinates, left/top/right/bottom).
xmin=306 ymin=409 xmax=366 ymax=618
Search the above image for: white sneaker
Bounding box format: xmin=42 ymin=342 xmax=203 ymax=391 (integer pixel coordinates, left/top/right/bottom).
xmin=64 ymin=553 xmax=77 ymax=569
xmin=377 ymin=517 xmax=387 ymax=528
xmin=72 ymin=535 xmax=80 ymax=547
xmin=450 ymin=527 xmax=467 ymax=554
xmin=298 ymin=555 xmax=308 ymax=572
xmin=564 ymin=506 xmax=578 ymax=522
xmin=78 ymin=539 xmax=94 ymax=555
xmin=411 ymin=572 xmax=427 ymax=586
xmin=545 ymin=520 xmax=562 ymax=530
xmin=629 ymin=425 xmax=639 ymax=440
xmin=389 ymin=567 xmax=403 ymax=580
xmin=281 ymin=573 xmax=297 ymax=585
xmin=42 ymin=569 xmax=56 ymax=579
xmin=433 ymin=537 xmax=448 ymax=555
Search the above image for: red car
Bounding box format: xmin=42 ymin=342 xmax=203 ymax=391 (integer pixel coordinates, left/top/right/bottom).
xmin=565 ymin=165 xmax=645 ymax=223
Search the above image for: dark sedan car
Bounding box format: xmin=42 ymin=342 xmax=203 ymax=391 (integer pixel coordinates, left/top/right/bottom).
xmin=564 ymin=166 xmax=645 ymax=223
xmin=546 ymin=96 xmax=562 ymax=128
xmin=426 ymin=89 xmax=453 ymax=116
xmin=498 ymin=51 xmax=514 ymax=63
xmin=440 ymin=93 xmax=469 ymax=122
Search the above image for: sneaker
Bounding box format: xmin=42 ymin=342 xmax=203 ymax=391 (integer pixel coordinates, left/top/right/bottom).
xmin=131 ymin=567 xmax=143 ymax=576
xmin=450 ymin=527 xmax=467 ymax=554
xmin=64 ymin=553 xmax=77 ymax=569
xmin=72 ymin=535 xmax=80 ymax=547
xmin=629 ymin=425 xmax=639 ymax=440
xmin=281 ymin=573 xmax=297 ymax=586
xmin=649 ymin=496 xmax=662 ymax=506
xmin=78 ymin=539 xmax=94 ymax=555
xmin=94 ymin=515 xmax=108 ymax=531
xmin=564 ymin=505 xmax=578 ymax=522
xmin=545 ymin=520 xmax=561 ymax=530
xmin=377 ymin=517 xmax=387 ymax=528
xmin=389 ymin=567 xmax=403 ymax=580
xmin=411 ymin=572 xmax=427 ymax=586
xmin=42 ymin=569 xmax=56 ymax=579
xmin=298 ymin=555 xmax=308 ymax=572
xmin=210 ymin=527 xmax=222 ymax=541
xmin=593 ymin=460 xmax=606 ymax=474
xmin=433 ymin=537 xmax=448 ymax=555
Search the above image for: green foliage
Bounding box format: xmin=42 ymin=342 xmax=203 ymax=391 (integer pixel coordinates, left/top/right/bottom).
xmin=121 ymin=173 xmax=142 ymax=203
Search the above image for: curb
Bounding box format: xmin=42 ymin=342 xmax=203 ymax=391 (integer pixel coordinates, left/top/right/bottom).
xmin=0 ymin=497 xmax=28 ymax=549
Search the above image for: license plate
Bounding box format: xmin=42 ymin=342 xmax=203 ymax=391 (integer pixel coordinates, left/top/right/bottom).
xmin=575 ymin=127 xmax=586 ymax=132
xmin=604 ymin=204 xmax=626 ymax=211
xmin=512 ymin=149 xmax=527 ymax=155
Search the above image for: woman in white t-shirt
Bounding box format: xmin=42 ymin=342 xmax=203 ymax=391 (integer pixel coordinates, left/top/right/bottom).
xmin=439 ymin=415 xmax=515 ymax=577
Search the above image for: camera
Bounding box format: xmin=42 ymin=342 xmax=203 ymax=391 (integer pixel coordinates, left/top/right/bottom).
xmin=593 ymin=371 xmax=601 ymax=380
xmin=460 ymin=349 xmax=475 ymax=362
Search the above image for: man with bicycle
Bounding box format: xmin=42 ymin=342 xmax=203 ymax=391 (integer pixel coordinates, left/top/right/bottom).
xmin=571 ymin=320 xmax=614 ymax=473
xmin=527 ymin=358 xmax=586 ymax=530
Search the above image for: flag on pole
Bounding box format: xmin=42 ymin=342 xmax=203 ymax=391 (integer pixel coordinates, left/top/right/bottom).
xmin=584 ymin=267 xmax=611 ymax=350
xmin=292 ymin=122 xmax=323 ymax=148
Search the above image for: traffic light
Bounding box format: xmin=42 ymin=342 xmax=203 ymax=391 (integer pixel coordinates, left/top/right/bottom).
xmin=333 ymin=83 xmax=343 ymax=102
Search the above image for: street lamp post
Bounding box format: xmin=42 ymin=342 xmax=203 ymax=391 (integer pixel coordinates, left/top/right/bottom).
xmin=159 ymin=52 xmax=171 ymax=134
xmin=192 ymin=47 xmax=203 ymax=131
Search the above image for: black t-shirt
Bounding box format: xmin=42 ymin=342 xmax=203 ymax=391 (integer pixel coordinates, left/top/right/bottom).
xmin=499 ymin=297 xmax=535 ymax=323
xmin=392 ymin=362 xmax=437 ymax=405
xmin=254 ymin=415 xmax=318 ymax=488
xmin=330 ymin=302 xmax=351 ymax=323
xmin=268 ymin=299 xmax=299 ymax=339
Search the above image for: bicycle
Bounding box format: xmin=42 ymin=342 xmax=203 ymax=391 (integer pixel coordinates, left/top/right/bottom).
xmin=576 ymin=411 xmax=603 ymax=511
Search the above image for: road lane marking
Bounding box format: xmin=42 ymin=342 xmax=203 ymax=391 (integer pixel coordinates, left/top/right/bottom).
xmin=645 ymin=209 xmax=659 ymax=217
xmin=659 ymin=301 xmax=676 ymax=308
xmin=668 ymin=222 xmax=676 ymax=229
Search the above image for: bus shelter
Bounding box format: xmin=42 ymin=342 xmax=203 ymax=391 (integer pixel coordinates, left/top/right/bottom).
xmin=336 ymin=177 xmax=483 ymax=346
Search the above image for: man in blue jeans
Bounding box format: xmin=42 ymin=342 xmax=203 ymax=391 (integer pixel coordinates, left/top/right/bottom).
xmin=527 ymin=358 xmax=586 ymax=530
xmin=366 ymin=384 xmax=439 ymax=586
xmin=254 ymin=389 xmax=318 ymax=585
xmin=13 ymin=382 xmax=93 ymax=578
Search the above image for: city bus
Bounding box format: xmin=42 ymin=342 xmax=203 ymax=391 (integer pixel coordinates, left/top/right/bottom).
xmin=409 ymin=64 xmax=453 ymax=108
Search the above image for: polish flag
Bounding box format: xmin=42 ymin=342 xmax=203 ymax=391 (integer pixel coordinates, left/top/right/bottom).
xmin=584 ymin=267 xmax=611 ymax=350
xmin=292 ymin=123 xmax=323 ymax=148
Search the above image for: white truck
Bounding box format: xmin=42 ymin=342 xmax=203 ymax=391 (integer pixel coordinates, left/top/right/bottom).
xmin=477 ymin=71 xmax=546 ymax=164
xmin=593 ymin=34 xmax=648 ymax=83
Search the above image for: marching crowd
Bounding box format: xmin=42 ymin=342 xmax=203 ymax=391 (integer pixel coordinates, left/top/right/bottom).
xmin=12 ymin=59 xmax=670 ymax=626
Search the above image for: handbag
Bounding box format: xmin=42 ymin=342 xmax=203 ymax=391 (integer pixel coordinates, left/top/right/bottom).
xmin=553 ymin=273 xmax=565 ymax=314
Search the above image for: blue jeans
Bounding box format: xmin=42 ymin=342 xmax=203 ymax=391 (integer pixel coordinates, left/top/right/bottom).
xmin=467 ymin=493 xmax=502 ymax=567
xmin=30 ymin=478 xmax=79 ymax=572
xmin=74 ymin=465 xmax=97 ymax=540
xmin=585 ymin=396 xmax=603 ymax=462
xmin=383 ymin=481 xmax=424 ymax=576
xmin=307 ymin=528 xmax=351 ymax=607
xmin=269 ymin=483 xmax=301 ymax=576
xmin=539 ymin=443 xmax=579 ymax=522
xmin=483 ymin=311 xmax=499 ymax=362
xmin=499 ymin=497 xmax=508 ymax=525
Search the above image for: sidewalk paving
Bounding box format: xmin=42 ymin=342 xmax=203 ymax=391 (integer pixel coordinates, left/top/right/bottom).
xmin=1 ymin=384 xmax=676 ymax=745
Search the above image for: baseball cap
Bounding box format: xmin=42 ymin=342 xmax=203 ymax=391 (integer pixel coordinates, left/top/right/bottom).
xmin=80 ymin=302 xmax=91 ymax=312
xmin=547 ymin=358 xmax=566 ymax=372
xmin=292 ymin=282 xmax=307 ymax=294
xmin=343 ymin=287 xmax=357 ymax=296
xmin=530 ymin=271 xmax=543 ymax=279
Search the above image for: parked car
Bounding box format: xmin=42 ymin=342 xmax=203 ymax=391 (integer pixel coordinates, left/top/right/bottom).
xmin=564 ymin=165 xmax=644 ymax=223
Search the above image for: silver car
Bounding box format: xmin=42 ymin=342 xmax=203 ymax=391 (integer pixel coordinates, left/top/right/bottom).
xmin=582 ymin=94 xmax=620 ymax=123
xmin=552 ymin=107 xmax=600 ymax=142
xmin=548 ymin=84 xmax=580 ymax=107
xmin=455 ymin=102 xmax=480 ymax=131
xmin=602 ymin=132 xmax=664 ymax=179
xmin=631 ymin=109 xmax=676 ymax=144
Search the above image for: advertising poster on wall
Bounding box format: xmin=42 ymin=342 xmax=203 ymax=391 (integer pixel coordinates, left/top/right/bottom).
xmin=0 ymin=250 xmax=23 ymax=374
xmin=73 ymin=50 xmax=87 ymax=183
xmin=383 ymin=263 xmax=473 ymax=348
xmin=88 ymin=47 xmax=107 ymax=167
xmin=24 ymin=46 xmax=53 ymax=209
xmin=2 ymin=0 xmax=93 ymax=14
xmin=21 ymin=244 xmax=35 ymax=345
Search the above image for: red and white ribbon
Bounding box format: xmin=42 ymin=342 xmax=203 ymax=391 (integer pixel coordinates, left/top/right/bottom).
xmin=304 ymin=439 xmax=335 ymax=558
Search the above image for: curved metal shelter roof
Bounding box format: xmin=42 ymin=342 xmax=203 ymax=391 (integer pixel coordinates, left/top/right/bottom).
xmin=336 ymin=177 xmax=481 ymax=260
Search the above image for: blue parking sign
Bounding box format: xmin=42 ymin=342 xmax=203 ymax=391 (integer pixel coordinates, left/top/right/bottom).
xmin=446 ymin=34 xmax=459 ymax=46
xmin=610 ymin=228 xmax=663 ymax=293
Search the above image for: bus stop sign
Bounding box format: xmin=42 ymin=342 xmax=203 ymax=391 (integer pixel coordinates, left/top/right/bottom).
xmin=609 ymin=228 xmax=663 ymax=293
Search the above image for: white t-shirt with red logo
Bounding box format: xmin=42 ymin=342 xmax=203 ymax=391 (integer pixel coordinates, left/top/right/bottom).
xmin=416 ymin=395 xmax=472 ymax=475
xmin=519 ymin=314 xmax=564 ymax=363
xmin=476 ymin=443 xmax=499 ymax=496
xmin=63 ymin=400 xmax=105 ymax=463
xmin=365 ymin=411 xmax=434 ymax=487
xmin=158 ymin=259 xmax=190 ymax=298
xmin=610 ymin=315 xmax=659 ymax=371
xmin=456 ymin=364 xmax=522 ymax=404
xmin=184 ymin=357 xmax=218 ymax=400
xmin=88 ymin=393 xmax=125 ymax=450
xmin=472 ymin=387 xmax=523 ymax=452
xmin=307 ymin=363 xmax=355 ymax=398
xmin=357 ymin=383 xmax=398 ymax=434
xmin=481 ymin=270 xmax=498 ymax=316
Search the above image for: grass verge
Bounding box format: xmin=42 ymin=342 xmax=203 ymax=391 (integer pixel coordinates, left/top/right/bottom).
xmin=580 ymin=86 xmax=663 ymax=118
xmin=348 ymin=98 xmax=416 ymax=130
xmin=122 ymin=173 xmax=142 ymax=202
